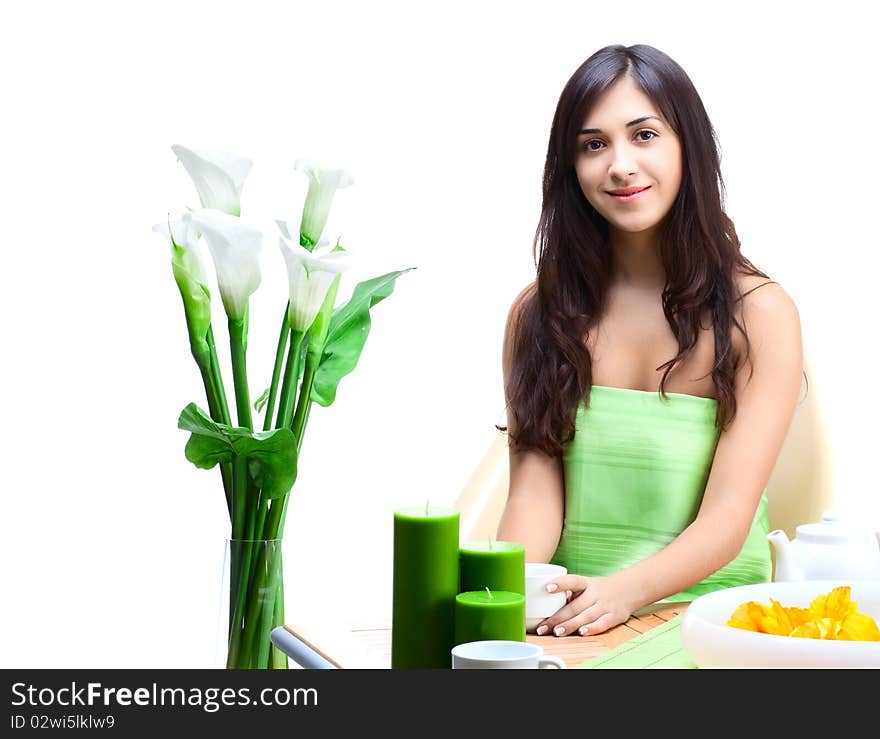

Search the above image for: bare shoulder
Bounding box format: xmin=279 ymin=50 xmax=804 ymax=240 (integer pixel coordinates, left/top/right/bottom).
xmin=502 ymin=281 xmax=537 ymax=385
xmin=734 ymin=271 xmax=800 ymax=330
xmin=503 ymin=281 xmax=537 ymax=346
xmin=507 ymin=280 xmax=537 ymax=321
xmin=733 ymin=271 xmax=802 ymax=372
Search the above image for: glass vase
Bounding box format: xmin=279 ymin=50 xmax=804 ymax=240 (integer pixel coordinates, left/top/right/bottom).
xmin=219 ymin=538 xmax=289 ymax=669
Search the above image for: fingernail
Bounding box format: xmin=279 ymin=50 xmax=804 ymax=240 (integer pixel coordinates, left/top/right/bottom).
xmin=553 ymin=625 xmax=565 ymax=636
xmin=536 ymin=625 xmax=548 ymax=635
xmin=578 ymin=625 xmax=589 ymax=635
xmin=546 ymin=583 xmax=558 ymax=592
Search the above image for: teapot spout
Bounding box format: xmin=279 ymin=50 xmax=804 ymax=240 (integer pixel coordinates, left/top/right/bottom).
xmin=767 ymin=529 xmax=804 ymax=581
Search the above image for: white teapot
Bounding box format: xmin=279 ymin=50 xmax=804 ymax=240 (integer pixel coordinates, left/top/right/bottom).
xmin=766 ymin=510 xmax=880 ymax=582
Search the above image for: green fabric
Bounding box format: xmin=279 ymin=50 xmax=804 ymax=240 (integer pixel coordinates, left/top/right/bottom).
xmin=578 ymin=615 xmax=696 ymax=669
xmin=550 ymin=385 xmax=772 ymax=601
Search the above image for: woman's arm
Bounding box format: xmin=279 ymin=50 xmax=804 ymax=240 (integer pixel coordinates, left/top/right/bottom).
xmin=497 ymin=450 xmax=564 ymax=562
xmin=538 ymin=281 xmax=804 ymax=636
xmin=495 ymin=283 xmax=565 ymax=562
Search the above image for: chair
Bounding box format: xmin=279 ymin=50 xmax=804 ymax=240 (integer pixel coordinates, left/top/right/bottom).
xmin=763 ymin=360 xmax=833 ymax=537
xmin=455 ymin=429 xmax=511 ymax=544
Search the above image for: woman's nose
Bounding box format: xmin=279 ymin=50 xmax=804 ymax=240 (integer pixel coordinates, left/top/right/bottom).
xmin=608 ymin=155 xmax=638 ymax=180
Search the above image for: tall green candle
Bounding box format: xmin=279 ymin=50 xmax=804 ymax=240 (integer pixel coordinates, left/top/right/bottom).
xmin=454 ymin=589 xmax=525 ymax=646
xmin=391 ymin=505 xmax=460 ymax=669
xmin=459 ymin=540 xmax=525 ymax=594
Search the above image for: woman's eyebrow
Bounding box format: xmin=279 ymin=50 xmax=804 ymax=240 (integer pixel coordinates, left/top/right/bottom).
xmin=579 ymin=115 xmax=662 ymax=135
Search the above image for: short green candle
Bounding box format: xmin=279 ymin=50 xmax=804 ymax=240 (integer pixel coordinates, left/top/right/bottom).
xmin=454 ymin=589 xmax=525 ymax=646
xmin=391 ymin=505 xmax=460 ymax=669
xmin=459 ymin=540 xmax=525 ymax=594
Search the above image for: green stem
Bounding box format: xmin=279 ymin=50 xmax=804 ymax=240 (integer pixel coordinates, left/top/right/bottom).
xmin=196 ymin=358 xmax=232 ymax=520
xmin=266 ymin=353 xmax=318 ymax=542
xmin=195 ymin=358 xmax=218 ymax=417
xmin=255 ymin=549 xmax=284 ymax=667
xmin=264 ymin=490 xmax=286 ymax=544
xmin=233 ymin=501 xmax=276 ymax=668
xmin=236 ymin=539 xmax=283 ymax=668
xmin=290 ymin=352 xmax=316 ymax=448
xmin=228 ymin=312 xmax=253 ymax=431
xmin=206 ymin=326 xmax=234 ymax=521
xmin=251 ymin=496 xmax=270 ymax=576
xmin=227 ymin=537 xmax=254 ymax=668
xmin=236 ymin=488 xmax=263 ymax=625
xmin=236 ymin=319 xmax=325 ymax=666
xmin=274 ymin=400 xmax=313 ymax=541
xmin=262 ymin=306 xmax=290 ymax=432
xmin=270 ymin=579 xmax=288 ymax=668
xmin=235 ymin=489 xmax=261 ymax=635
xmin=228 ymin=310 xmax=253 ymax=542
xmin=231 ymin=457 xmax=247 ymax=540
xmin=275 ymin=328 xmax=306 ymax=430
xmin=226 ymin=544 xmax=244 ymax=668
xmin=207 ymin=326 xmax=231 ymax=426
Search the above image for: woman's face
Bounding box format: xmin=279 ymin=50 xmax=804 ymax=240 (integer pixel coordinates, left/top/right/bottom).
xmin=574 ymin=76 xmax=682 ymax=239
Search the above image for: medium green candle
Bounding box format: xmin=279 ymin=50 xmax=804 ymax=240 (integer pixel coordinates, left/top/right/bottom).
xmin=391 ymin=505 xmax=460 ymax=669
xmin=459 ymin=540 xmax=525 ymax=594
xmin=454 ymin=589 xmax=525 ymax=646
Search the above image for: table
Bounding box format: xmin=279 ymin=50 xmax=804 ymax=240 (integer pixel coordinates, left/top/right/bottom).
xmin=273 ymin=601 xmax=689 ymax=669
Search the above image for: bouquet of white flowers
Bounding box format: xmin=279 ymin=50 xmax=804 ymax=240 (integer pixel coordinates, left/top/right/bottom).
xmin=154 ymin=146 xmax=413 ymax=668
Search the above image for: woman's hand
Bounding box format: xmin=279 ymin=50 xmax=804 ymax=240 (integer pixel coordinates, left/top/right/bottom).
xmin=534 ymin=573 xmax=637 ymax=636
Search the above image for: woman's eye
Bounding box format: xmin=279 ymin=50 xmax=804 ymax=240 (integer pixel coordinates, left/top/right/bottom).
xmin=582 ymin=129 xmax=657 ymax=152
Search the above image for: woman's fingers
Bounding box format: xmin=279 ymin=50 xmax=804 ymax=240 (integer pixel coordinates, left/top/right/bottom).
xmin=536 ymin=590 xmax=595 ymax=635
xmin=539 ymin=599 xmax=603 ymax=636
xmin=545 ymin=574 xmax=587 ymax=595
xmin=576 ymin=612 xmax=617 ymax=636
xmin=534 ymin=575 xmax=627 ymax=636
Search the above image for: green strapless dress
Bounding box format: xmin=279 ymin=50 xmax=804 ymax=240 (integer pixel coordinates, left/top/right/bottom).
xmin=550 ymin=385 xmax=772 ymax=602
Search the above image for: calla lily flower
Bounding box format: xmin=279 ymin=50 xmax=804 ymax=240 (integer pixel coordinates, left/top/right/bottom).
xmin=172 ymin=145 xmax=253 ymax=216
xmin=153 ymin=212 xmax=209 ymax=293
xmin=294 ymin=158 xmax=354 ymax=248
xmin=153 ymin=213 xmax=212 ymax=351
xmin=278 ymin=232 xmax=351 ymax=332
xmin=190 ymin=208 xmax=263 ymax=320
xmin=275 ymin=219 xmax=294 ymax=242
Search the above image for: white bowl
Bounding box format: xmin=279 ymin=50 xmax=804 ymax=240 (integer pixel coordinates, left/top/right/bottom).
xmin=680 ymin=580 xmax=880 ymax=668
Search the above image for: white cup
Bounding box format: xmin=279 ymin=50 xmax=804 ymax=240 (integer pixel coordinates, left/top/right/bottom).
xmin=525 ymin=562 xmax=568 ymax=632
xmin=451 ymin=640 xmax=566 ymax=669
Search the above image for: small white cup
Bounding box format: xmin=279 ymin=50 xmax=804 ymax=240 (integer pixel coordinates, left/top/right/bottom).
xmin=525 ymin=562 xmax=567 ymax=632
xmin=451 ymin=640 xmax=566 ymax=669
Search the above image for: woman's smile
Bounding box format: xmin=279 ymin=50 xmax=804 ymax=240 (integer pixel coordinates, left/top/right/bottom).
xmin=606 ymin=186 xmax=651 ymax=203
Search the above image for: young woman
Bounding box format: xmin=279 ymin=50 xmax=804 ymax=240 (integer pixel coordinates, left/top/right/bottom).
xmin=496 ymin=44 xmax=804 ymax=637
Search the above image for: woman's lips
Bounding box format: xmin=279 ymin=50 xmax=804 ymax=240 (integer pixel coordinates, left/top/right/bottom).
xmin=607 ymin=186 xmax=650 ymax=203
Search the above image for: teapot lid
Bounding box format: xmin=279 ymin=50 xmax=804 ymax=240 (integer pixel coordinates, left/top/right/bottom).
xmin=796 ymin=510 xmax=875 ymax=542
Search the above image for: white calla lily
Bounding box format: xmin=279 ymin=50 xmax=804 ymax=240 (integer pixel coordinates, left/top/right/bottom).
xmin=152 ymin=213 xmax=213 ymax=357
xmin=190 ymin=208 xmax=263 ymax=320
xmin=152 ymin=212 xmax=209 ymax=289
xmin=293 ymin=158 xmax=354 ymax=248
xmin=278 ymin=233 xmax=351 ymax=331
xmin=172 ymin=144 xmax=253 ymax=216
xmin=275 ymin=219 xmax=293 ymax=242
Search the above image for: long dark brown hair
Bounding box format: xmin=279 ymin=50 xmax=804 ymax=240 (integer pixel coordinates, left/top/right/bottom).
xmin=503 ymin=43 xmax=782 ymax=457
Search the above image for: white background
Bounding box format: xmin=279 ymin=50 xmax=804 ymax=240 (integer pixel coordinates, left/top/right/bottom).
xmin=1 ymin=0 xmax=877 ymax=667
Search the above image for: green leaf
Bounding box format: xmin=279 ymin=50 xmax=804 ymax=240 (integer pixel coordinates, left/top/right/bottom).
xmin=177 ymin=403 xmax=297 ymax=499
xmin=311 ymin=268 xmax=415 ymax=407
xmin=254 ymin=387 xmax=270 ymax=413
